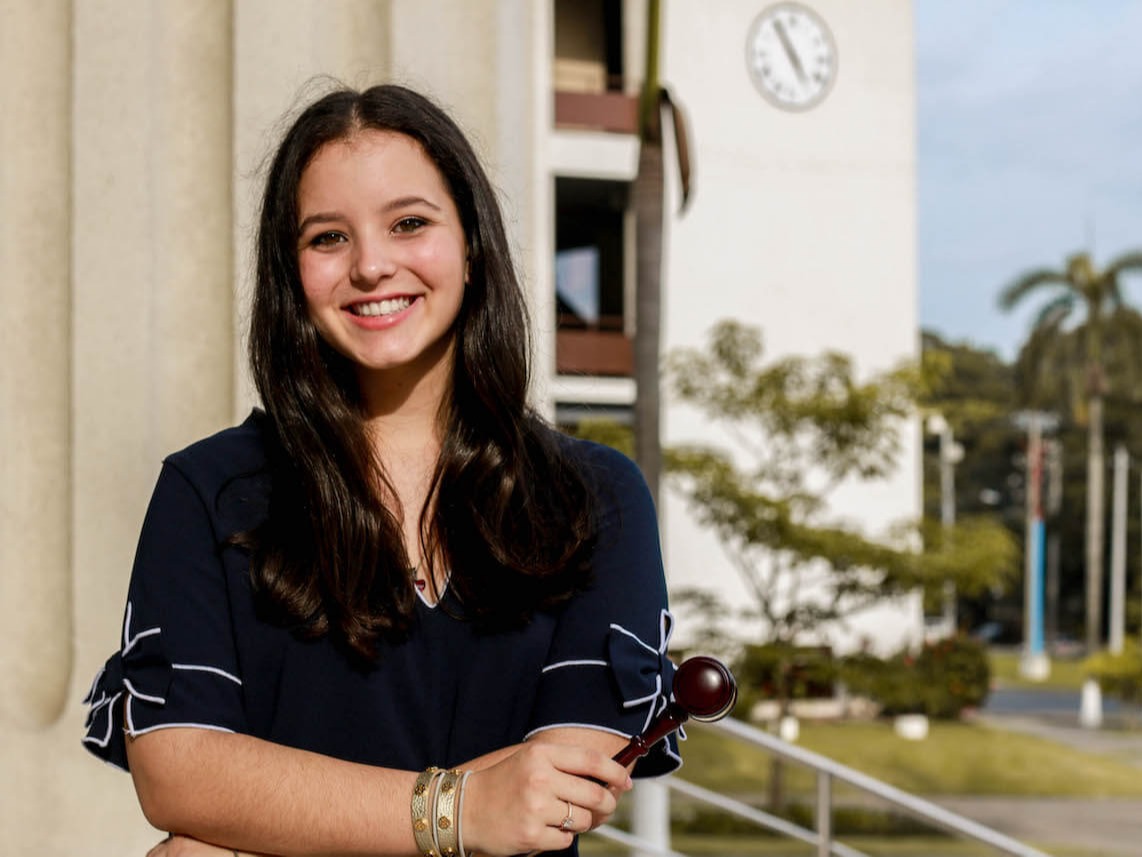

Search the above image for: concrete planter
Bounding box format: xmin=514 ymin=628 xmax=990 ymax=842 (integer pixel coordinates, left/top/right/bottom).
xmin=894 ymin=713 xmax=929 ymax=741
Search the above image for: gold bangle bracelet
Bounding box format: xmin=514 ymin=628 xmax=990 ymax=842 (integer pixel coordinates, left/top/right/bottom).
xmin=411 ymin=767 xmax=442 ymax=857
xmin=455 ymin=769 xmax=473 ymax=857
xmin=434 ymin=768 xmax=464 ymax=857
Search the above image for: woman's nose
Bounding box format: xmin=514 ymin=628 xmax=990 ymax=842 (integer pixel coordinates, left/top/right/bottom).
xmin=350 ymin=238 xmax=396 ymax=286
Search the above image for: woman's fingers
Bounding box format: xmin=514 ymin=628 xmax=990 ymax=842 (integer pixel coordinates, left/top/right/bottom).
xmin=461 ymin=741 xmax=632 ymax=855
xmin=145 ymin=835 xmax=236 ymax=856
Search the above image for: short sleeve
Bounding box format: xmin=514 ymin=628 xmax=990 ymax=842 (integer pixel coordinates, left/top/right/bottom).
xmin=526 ymin=443 xmax=681 ymax=777
xmin=83 ymin=462 xmax=246 ymax=770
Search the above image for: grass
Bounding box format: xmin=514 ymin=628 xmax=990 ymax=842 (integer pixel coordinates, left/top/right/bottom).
xmin=677 ymin=719 xmax=1142 ymax=798
xmin=988 ymin=649 xmax=1090 ymax=691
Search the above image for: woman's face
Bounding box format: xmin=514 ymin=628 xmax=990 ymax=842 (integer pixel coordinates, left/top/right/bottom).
xmin=296 ymin=129 xmax=467 ymax=390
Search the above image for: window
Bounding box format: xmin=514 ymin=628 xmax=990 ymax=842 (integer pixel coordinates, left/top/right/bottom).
xmin=554 ymin=177 xmax=632 ymax=377
xmin=553 ymin=0 xmax=635 ymax=133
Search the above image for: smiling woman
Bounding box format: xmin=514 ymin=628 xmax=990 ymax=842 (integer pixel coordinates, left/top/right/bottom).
xmin=81 ymin=84 xmax=679 ymax=857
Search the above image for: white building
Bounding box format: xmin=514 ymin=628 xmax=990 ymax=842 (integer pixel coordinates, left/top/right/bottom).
xmin=545 ymin=0 xmax=921 ymax=654
xmin=0 ymin=2 xmax=918 ymax=853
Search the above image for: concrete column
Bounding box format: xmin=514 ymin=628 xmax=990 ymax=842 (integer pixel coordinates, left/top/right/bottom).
xmin=151 ymin=0 xmax=236 ymax=452
xmin=0 ymin=0 xmax=74 ymax=729
xmin=62 ymin=3 xmax=236 ymax=851
xmin=232 ymin=0 xmax=392 ymax=413
xmin=72 ymin=0 xmax=235 ymax=691
xmin=389 ymin=0 xmax=497 ymax=149
xmin=495 ymin=0 xmax=554 ymax=413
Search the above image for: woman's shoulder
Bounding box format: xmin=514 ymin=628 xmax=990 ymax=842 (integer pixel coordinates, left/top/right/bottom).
xmin=159 ymin=411 xmax=273 ymax=534
xmin=165 ymin=410 xmax=270 ymax=482
xmin=544 ymin=428 xmax=651 ymax=510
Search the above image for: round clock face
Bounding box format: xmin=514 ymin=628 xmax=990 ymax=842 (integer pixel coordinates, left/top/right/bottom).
xmin=746 ymin=2 xmax=837 ymax=111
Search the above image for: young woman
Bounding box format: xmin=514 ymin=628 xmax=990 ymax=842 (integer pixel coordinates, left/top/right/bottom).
xmin=83 ymin=84 xmax=678 ymax=857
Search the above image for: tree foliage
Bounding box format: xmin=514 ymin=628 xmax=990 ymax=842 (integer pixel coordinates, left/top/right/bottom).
xmin=999 ymin=250 xmax=1142 ymax=650
xmin=665 ymin=321 xmax=1018 ymax=649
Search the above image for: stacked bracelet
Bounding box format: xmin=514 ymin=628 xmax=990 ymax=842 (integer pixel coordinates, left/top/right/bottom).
xmin=434 ymin=769 xmax=463 ymax=857
xmin=455 ymin=769 xmax=473 ymax=857
xmin=411 ymin=766 xmax=472 ymax=857
xmin=411 ymin=766 xmax=443 ymax=857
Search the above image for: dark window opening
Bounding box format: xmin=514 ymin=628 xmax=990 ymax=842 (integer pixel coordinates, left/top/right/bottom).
xmin=555 ymin=177 xmax=632 ymax=377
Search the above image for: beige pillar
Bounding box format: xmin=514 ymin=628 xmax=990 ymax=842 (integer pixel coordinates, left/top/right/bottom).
xmin=389 ymin=0 xmax=498 ymax=156
xmin=0 ymin=0 xmax=74 ymax=729
xmin=151 ymin=0 xmax=236 ymax=451
xmin=233 ymin=0 xmax=393 ymax=414
xmin=493 ymin=0 xmax=555 ymax=413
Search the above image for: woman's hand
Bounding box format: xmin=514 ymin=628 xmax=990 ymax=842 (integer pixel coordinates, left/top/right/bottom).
xmin=145 ymin=835 xmax=240 ymax=857
xmin=461 ymin=741 xmax=632 ymax=856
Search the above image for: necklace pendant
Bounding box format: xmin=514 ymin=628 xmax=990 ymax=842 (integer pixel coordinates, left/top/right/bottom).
xmin=414 ymin=578 xmax=426 ymax=592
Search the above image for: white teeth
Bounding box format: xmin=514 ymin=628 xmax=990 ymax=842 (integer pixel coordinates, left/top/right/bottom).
xmin=353 ymin=297 xmax=412 ymax=317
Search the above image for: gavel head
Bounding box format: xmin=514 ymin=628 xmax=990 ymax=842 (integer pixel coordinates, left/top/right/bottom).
xmin=672 ymin=655 xmax=738 ymax=722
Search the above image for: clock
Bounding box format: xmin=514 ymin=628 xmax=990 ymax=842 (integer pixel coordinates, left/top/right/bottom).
xmin=746 ymin=2 xmax=837 ymax=111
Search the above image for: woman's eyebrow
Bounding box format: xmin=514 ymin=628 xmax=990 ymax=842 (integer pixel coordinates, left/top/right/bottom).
xmin=297 ymin=211 xmax=343 ymax=235
xmin=382 ymin=195 xmax=443 ymax=213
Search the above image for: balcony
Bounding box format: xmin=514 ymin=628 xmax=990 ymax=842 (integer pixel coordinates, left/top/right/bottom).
xmin=554 ymin=88 xmax=638 ymax=135
xmin=556 ymin=314 xmax=632 ymax=377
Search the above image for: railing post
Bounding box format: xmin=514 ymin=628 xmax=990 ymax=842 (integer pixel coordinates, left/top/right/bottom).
xmin=816 ymin=770 xmax=832 ymax=857
xmin=631 ymin=777 xmax=671 ymax=857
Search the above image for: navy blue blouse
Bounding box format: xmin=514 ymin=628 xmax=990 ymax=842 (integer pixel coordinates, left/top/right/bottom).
xmin=83 ymin=413 xmax=680 ymax=852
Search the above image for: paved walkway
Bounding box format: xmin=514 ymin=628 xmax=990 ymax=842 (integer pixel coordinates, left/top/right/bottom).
xmin=932 ymin=795 xmax=1142 ymax=856
xmin=941 ymin=705 xmax=1142 ymax=856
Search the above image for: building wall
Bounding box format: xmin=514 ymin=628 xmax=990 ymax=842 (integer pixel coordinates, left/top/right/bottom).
xmin=659 ymin=0 xmax=921 ymax=653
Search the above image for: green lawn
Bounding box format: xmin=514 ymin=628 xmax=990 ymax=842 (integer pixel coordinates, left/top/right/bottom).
xmin=678 ymin=719 xmax=1142 ymax=798
xmin=988 ymin=649 xmax=1090 ymax=691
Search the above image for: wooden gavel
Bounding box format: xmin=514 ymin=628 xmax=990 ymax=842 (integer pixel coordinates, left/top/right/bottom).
xmin=611 ymin=655 xmax=738 ymax=766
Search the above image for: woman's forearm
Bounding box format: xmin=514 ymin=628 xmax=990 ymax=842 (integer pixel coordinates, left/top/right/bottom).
xmin=126 ymin=726 xmax=629 ymax=857
xmin=127 ymin=727 xmax=419 ymax=857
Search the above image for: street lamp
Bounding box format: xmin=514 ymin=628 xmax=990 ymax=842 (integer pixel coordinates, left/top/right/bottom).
xmin=1013 ymin=411 xmax=1058 ymax=681
xmin=927 ymin=414 xmax=963 ymax=636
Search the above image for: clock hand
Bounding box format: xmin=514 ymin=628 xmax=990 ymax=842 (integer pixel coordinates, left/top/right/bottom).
xmin=772 ymin=19 xmax=808 ymax=84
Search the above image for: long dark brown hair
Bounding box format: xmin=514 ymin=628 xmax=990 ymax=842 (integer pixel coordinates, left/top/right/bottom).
xmin=245 ymin=84 xmax=595 ymax=661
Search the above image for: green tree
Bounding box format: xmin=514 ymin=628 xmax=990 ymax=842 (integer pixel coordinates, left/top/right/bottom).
xmin=999 ymin=250 xmax=1142 ymax=651
xmin=919 ymin=332 xmax=1025 ymax=634
xmin=1013 ymin=308 xmax=1142 ymax=641
xmin=664 ymin=321 xmax=1018 ymax=813
xmin=665 ymin=321 xmax=1018 ymax=654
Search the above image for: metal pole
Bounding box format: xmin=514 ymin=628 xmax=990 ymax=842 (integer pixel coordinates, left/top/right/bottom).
xmin=936 ymin=421 xmax=961 ymax=636
xmin=1108 ymin=445 xmax=1128 ymax=655
xmin=1021 ymin=415 xmax=1049 ymax=679
xmin=631 ymin=778 xmax=671 ymax=857
xmin=816 ymin=771 xmax=832 ymax=857
xmin=1044 ymin=440 xmax=1063 ymax=653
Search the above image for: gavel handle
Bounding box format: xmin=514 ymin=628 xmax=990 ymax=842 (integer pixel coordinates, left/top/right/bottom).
xmin=611 ymin=704 xmax=689 ymax=767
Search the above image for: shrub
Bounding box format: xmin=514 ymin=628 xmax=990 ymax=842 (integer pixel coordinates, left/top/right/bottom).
xmin=1084 ymin=639 xmax=1142 ymax=703
xmin=732 ymin=643 xmax=837 ymax=717
xmin=842 ymin=636 xmax=990 ymax=719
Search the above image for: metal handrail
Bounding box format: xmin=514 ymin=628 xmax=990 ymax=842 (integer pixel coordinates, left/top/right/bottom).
xmin=588 ymin=716 xmax=1056 ymax=857
xmin=682 ymin=716 xmax=1054 ymax=857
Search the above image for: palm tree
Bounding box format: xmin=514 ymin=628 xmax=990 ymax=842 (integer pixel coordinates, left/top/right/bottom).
xmin=999 ymin=250 xmax=1142 ymax=652
xmin=632 ymin=0 xmax=690 ymax=510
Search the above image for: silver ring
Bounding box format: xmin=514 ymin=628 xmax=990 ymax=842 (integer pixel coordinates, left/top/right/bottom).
xmin=559 ymin=800 xmax=575 ymax=832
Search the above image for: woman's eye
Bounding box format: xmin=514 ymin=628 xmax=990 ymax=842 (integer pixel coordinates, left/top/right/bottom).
xmin=393 ymin=217 xmax=427 ymax=234
xmin=309 ymin=231 xmax=347 ymax=247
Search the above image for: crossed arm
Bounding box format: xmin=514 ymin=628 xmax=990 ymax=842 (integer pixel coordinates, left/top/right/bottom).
xmin=128 ymin=723 xmax=633 ymax=857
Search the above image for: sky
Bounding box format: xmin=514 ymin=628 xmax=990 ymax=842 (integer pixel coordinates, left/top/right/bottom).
xmin=915 ymin=0 xmax=1142 ymax=360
